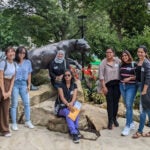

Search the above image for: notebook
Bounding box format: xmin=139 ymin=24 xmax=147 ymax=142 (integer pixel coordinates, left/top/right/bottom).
xmin=68 ymin=101 xmax=82 ymax=121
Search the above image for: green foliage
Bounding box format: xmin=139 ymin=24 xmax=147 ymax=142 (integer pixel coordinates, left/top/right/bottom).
xmin=134 ymin=92 xmax=140 ymax=109
xmin=0 ymin=0 xmax=150 ymax=62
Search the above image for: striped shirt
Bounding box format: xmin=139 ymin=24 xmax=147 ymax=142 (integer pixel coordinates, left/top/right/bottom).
xmin=120 ymin=63 xmax=136 ymax=83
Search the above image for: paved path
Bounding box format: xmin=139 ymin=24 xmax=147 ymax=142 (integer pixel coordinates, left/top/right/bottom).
xmin=0 ymin=118 xmax=150 ymax=150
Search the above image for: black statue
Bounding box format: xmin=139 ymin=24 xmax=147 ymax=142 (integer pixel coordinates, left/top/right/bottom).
xmin=28 ymin=39 xmax=90 ymax=73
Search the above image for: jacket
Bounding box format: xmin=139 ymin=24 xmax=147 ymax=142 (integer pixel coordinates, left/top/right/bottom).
xmin=141 ymin=58 xmax=150 ymax=111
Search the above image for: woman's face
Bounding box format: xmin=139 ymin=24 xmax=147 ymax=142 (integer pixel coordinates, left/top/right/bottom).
xmin=106 ymin=49 xmax=114 ymax=59
xmin=137 ymin=48 xmax=146 ymax=60
xmin=57 ymin=52 xmax=64 ymax=59
xmin=64 ymin=71 xmax=72 ymax=82
xmin=121 ymin=53 xmax=129 ymax=63
xmin=18 ymin=49 xmax=26 ymax=60
xmin=6 ymin=49 xmax=15 ymax=60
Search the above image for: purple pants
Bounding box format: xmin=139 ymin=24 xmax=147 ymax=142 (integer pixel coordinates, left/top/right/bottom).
xmin=59 ymin=108 xmax=79 ymax=134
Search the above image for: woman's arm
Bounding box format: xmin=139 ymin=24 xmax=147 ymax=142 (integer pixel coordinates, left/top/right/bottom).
xmin=58 ymin=88 xmax=70 ymax=106
xmin=0 ymin=70 xmax=5 ymax=97
xmin=27 ymin=73 xmax=31 ymax=91
xmin=142 ymin=60 xmax=150 ymax=95
xmin=6 ymin=74 xmax=15 ymax=98
xmin=70 ymin=88 xmax=77 ymax=105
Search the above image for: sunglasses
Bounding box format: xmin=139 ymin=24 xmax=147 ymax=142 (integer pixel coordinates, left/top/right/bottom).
xmin=64 ymin=74 xmax=71 ymax=77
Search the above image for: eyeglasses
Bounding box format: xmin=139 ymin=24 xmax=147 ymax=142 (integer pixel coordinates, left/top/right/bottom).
xmin=19 ymin=52 xmax=26 ymax=54
xmin=106 ymin=52 xmax=113 ymax=54
xmin=64 ymin=74 xmax=71 ymax=77
xmin=122 ymin=54 xmax=128 ymax=57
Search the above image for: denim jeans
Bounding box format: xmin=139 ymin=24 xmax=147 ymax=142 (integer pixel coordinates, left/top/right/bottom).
xmin=11 ymin=80 xmax=30 ymax=123
xmin=138 ymin=110 xmax=150 ymax=133
xmin=58 ymin=108 xmax=79 ymax=134
xmin=137 ymin=82 xmax=150 ymax=132
xmin=120 ymin=83 xmax=137 ymax=127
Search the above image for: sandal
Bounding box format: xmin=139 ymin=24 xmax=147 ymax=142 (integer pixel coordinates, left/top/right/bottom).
xmin=142 ymin=132 xmax=150 ymax=137
xmin=132 ymin=132 xmax=142 ymax=139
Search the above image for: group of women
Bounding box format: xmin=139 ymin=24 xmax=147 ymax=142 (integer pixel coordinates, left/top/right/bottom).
xmin=99 ymin=45 xmax=150 ymax=138
xmin=1 ymin=45 xmax=150 ymax=142
xmin=0 ymin=46 xmax=34 ymax=137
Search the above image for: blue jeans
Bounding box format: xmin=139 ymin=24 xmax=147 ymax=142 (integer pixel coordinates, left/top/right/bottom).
xmin=11 ymin=80 xmax=31 ymax=123
xmin=138 ymin=110 xmax=150 ymax=133
xmin=137 ymin=82 xmax=150 ymax=132
xmin=58 ymin=108 xmax=79 ymax=134
xmin=120 ymin=83 xmax=137 ymax=127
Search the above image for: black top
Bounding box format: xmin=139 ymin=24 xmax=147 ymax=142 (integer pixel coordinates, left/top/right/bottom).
xmin=58 ymin=82 xmax=77 ymax=104
xmin=135 ymin=65 xmax=141 ymax=82
xmin=120 ymin=63 xmax=136 ymax=83
xmin=48 ymin=59 xmax=69 ymax=84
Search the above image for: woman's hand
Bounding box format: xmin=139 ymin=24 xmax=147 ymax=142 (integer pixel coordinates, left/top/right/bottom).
xmin=142 ymin=90 xmax=147 ymax=95
xmin=3 ymin=91 xmax=11 ymax=100
xmin=123 ymin=77 xmax=131 ymax=83
xmin=102 ymin=86 xmax=108 ymax=95
xmin=67 ymin=103 xmax=75 ymax=112
xmin=27 ymin=85 xmax=30 ymax=92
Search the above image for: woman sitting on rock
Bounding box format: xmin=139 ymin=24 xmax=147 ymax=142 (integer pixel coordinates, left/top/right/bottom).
xmin=55 ymin=70 xmax=81 ymax=143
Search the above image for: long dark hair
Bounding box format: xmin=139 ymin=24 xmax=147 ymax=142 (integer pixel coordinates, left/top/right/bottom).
xmin=62 ymin=69 xmax=75 ymax=85
xmin=138 ymin=45 xmax=149 ymax=59
xmin=15 ymin=46 xmax=28 ymax=63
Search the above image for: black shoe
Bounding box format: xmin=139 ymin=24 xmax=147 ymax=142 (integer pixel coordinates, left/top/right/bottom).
xmin=108 ymin=122 xmax=113 ymax=130
xmin=76 ymin=129 xmax=82 ymax=138
xmin=72 ymin=134 xmax=80 ymax=143
xmin=147 ymin=121 xmax=150 ymax=127
xmin=113 ymin=119 xmax=119 ymax=127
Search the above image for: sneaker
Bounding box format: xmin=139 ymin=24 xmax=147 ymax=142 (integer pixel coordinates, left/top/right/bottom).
xmin=4 ymin=133 xmax=12 ymax=137
xmin=121 ymin=126 xmax=130 ymax=136
xmin=25 ymin=121 xmax=34 ymax=129
xmin=72 ymin=134 xmax=80 ymax=143
xmin=11 ymin=124 xmax=18 ymax=131
xmin=130 ymin=122 xmax=135 ymax=130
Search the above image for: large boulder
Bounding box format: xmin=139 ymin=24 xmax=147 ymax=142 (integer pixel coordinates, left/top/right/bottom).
xmin=17 ymin=84 xmax=57 ymax=121
xmin=30 ymin=99 xmax=107 ymax=133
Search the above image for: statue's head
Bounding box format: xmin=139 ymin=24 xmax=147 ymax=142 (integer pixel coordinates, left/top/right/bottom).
xmin=75 ymin=39 xmax=90 ymax=53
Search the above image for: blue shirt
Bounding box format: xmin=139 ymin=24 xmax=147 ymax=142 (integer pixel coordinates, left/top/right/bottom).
xmin=15 ymin=59 xmax=32 ymax=81
xmin=0 ymin=60 xmax=16 ymax=78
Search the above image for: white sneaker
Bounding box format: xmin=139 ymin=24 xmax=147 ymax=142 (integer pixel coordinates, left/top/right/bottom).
xmin=121 ymin=126 xmax=130 ymax=136
xmin=25 ymin=121 xmax=34 ymax=129
xmin=130 ymin=122 xmax=135 ymax=130
xmin=11 ymin=124 xmax=18 ymax=131
xmin=4 ymin=133 xmax=12 ymax=137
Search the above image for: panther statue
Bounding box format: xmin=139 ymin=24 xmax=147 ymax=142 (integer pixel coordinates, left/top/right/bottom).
xmin=28 ymin=39 xmax=90 ymax=73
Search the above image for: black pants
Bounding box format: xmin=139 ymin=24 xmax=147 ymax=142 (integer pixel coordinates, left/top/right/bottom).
xmin=106 ymin=83 xmax=120 ymax=123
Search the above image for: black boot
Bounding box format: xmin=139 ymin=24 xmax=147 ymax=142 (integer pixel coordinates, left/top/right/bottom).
xmin=108 ymin=120 xmax=113 ymax=130
xmin=113 ymin=119 xmax=119 ymax=127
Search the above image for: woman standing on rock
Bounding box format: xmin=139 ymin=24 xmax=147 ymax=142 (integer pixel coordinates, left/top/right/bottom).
xmin=0 ymin=47 xmax=16 ymax=137
xmin=99 ymin=48 xmax=121 ymax=129
xmin=119 ymin=50 xmax=137 ymax=136
xmin=11 ymin=46 xmax=34 ymax=131
xmin=132 ymin=46 xmax=150 ymax=138
xmin=48 ymin=50 xmax=70 ymax=89
xmin=55 ymin=70 xmax=81 ymax=143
